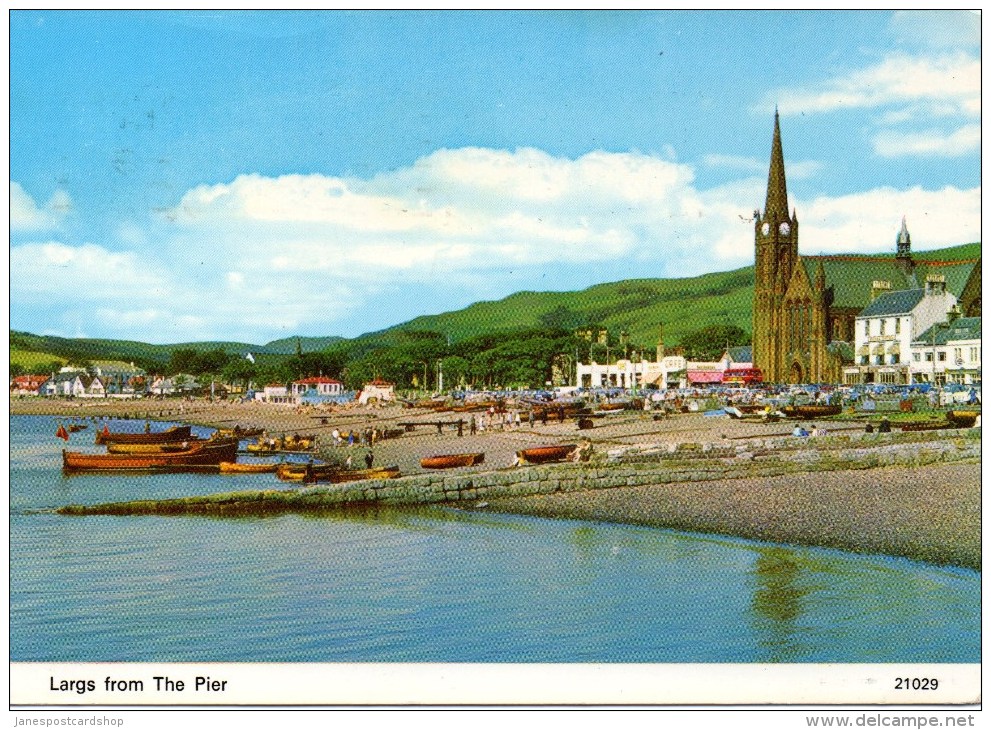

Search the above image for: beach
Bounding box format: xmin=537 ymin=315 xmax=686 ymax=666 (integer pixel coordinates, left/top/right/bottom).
xmin=13 ymin=396 xmax=981 ymax=569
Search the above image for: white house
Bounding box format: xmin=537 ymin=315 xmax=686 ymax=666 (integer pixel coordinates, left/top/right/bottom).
xmin=292 ymin=377 xmax=344 ymax=400
xmin=255 ymin=384 xmax=293 ymax=404
xmin=358 ymin=378 xmax=395 ymax=405
xmin=843 ymin=276 xmax=957 ymax=385
xmin=911 ymin=315 xmax=981 ymax=386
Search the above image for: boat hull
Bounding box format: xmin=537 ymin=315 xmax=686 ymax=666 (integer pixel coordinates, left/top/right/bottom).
xmin=317 ymin=466 xmax=401 ymax=483
xmin=63 ymin=438 xmax=238 ymax=472
xmin=946 ymin=410 xmax=980 ymax=427
xmin=95 ymin=424 xmax=193 ymax=445
xmin=106 ymin=439 xmax=205 ymax=454
xmin=517 ymin=444 xmax=578 ymax=464
xmin=219 ymin=461 xmax=279 ymax=474
xmin=780 ymin=405 xmax=842 ymax=419
xmin=420 ymin=453 xmax=485 ymax=469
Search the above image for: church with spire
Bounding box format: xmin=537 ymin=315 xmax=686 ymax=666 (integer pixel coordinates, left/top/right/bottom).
xmin=752 ymin=112 xmax=981 ymax=383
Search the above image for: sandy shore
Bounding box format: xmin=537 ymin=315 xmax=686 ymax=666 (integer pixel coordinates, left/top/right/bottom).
xmin=12 ymin=397 xmax=980 ymax=569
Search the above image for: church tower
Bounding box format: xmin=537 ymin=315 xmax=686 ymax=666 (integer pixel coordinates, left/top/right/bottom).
xmin=753 ymin=111 xmax=799 ymax=382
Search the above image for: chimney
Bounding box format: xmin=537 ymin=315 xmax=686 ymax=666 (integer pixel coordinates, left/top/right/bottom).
xmin=925 ymin=274 xmax=946 ymax=296
xmin=870 ymin=280 xmax=891 ymax=301
xmin=947 ymin=304 xmax=962 ymax=323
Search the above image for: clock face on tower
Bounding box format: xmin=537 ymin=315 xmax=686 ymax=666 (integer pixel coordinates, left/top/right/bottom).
xmin=779 ymin=222 xmax=791 ymax=235
xmin=761 ymin=222 xmax=770 ymax=235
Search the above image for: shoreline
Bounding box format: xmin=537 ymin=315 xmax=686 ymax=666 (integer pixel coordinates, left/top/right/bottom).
xmin=14 ymin=397 xmax=981 ymax=571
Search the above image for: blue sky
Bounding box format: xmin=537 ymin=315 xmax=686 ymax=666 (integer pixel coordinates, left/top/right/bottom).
xmin=9 ymin=10 xmax=981 ymax=344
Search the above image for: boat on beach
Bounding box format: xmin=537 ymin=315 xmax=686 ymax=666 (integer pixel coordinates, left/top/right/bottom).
xmin=219 ymin=461 xmax=280 ymax=474
xmin=275 ymin=461 xmax=336 ymax=482
xmin=63 ymin=438 xmax=238 ymax=472
xmin=106 ymin=438 xmax=206 ymax=454
xmin=420 ymin=452 xmax=485 ymax=469
xmin=946 ymin=410 xmax=980 ymax=428
xmin=95 ymin=424 xmax=193 ymax=445
xmin=311 ymin=466 xmax=401 ymax=484
xmin=780 ymin=405 xmax=842 ymax=419
xmin=516 ymin=444 xmax=578 ymax=464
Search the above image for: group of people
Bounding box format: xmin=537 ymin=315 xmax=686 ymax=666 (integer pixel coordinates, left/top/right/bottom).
xmin=330 ymin=427 xmax=380 ymax=448
xmin=792 ymin=423 xmax=828 ymax=438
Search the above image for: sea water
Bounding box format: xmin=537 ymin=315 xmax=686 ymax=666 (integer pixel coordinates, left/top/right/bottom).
xmin=9 ymin=415 xmax=980 ymax=663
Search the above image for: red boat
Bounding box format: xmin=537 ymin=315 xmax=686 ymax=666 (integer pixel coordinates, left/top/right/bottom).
xmin=517 ymin=444 xmax=578 ymax=464
xmin=63 ymin=438 xmax=238 ymax=472
xmin=95 ymin=424 xmax=193 ymax=445
xmin=420 ymin=452 xmax=485 ymax=469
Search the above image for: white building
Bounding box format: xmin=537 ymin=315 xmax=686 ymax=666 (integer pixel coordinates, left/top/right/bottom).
xmin=843 ymin=276 xmax=957 ymax=385
xmin=910 ymin=315 xmax=981 ymax=386
xmin=255 ymin=384 xmax=293 ymax=404
xmin=358 ymin=378 xmax=396 ymax=405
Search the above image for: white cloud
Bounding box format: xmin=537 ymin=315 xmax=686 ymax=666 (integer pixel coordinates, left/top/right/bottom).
xmin=773 ymin=53 xmax=979 ymax=119
xmin=10 ymin=183 xmax=73 ymax=232
xmin=9 ymin=241 xmax=166 ymax=299
xmin=793 ymin=185 xmax=980 ymax=256
xmin=872 ymin=124 xmax=980 ymax=158
xmin=11 ymin=147 xmax=980 ymax=343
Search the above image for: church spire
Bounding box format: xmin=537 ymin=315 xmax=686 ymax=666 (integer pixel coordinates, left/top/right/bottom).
xmin=763 ymin=109 xmax=789 ymax=221
xmin=896 ymin=216 xmax=911 ymax=259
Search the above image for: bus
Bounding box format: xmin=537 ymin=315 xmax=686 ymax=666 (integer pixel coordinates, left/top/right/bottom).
xmin=722 ymin=368 xmax=764 ymax=386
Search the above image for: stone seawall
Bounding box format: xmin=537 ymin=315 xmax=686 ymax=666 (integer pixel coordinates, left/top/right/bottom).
xmin=58 ymin=428 xmax=981 ymax=517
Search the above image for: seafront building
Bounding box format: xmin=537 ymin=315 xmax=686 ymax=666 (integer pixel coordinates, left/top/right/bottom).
xmin=842 ymin=276 xmax=958 ymax=385
xmin=910 ymin=315 xmax=982 ymax=386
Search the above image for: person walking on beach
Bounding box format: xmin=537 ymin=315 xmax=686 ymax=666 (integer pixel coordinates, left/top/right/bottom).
xmin=332 ymin=428 xmax=341 ymax=447
xmin=365 ymin=451 xmax=374 ymax=469
xmin=469 ymin=415 xmax=477 ymax=435
xmin=878 ymin=417 xmax=891 ymax=433
xmin=528 ymin=410 xmax=535 ymax=428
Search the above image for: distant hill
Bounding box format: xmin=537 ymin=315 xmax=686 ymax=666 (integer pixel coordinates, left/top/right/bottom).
xmin=10 ymin=242 xmax=980 ymax=367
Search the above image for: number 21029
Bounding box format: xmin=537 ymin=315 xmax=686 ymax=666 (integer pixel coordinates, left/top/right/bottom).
xmin=895 ymin=678 xmax=938 ymax=690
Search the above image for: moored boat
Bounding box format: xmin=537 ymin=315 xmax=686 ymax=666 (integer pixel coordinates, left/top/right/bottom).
xmin=216 ymin=426 xmax=265 ymax=439
xmin=95 ymin=424 xmax=193 ymax=445
xmin=219 ymin=461 xmax=280 ymax=474
xmin=946 ymin=410 xmax=980 ymax=428
xmin=67 ymin=424 xmax=88 ymax=432
xmin=516 ymin=444 xmax=578 ymax=464
xmin=106 ymin=438 xmax=206 ymax=454
xmin=780 ymin=405 xmax=842 ymax=419
xmin=63 ymin=438 xmax=238 ymax=472
xmin=420 ymin=452 xmax=485 ymax=469
xmin=275 ymin=462 xmax=337 ymax=482
xmin=315 ymin=466 xmax=401 ymax=484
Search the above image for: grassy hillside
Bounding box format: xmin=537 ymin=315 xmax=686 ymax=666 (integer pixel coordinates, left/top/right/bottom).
xmin=10 ymin=349 xmax=66 ymax=372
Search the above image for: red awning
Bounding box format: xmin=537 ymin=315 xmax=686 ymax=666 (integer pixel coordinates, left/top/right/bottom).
xmin=687 ymin=370 xmax=724 ymax=384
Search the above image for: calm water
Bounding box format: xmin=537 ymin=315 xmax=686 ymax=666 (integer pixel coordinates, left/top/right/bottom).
xmin=9 ymin=415 xmax=980 ymax=663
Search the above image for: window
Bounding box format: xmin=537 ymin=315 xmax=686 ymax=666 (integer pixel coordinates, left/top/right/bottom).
xmin=879 ymin=320 xmax=886 ymax=335
xmin=937 ymin=352 xmax=947 ymax=362
xmin=874 ymin=355 xmax=884 ymax=366
xmin=890 ymin=354 xmax=900 ymax=365
xmin=860 ymin=356 xmax=869 ymax=365
xmin=970 ymin=347 xmax=979 ymax=362
xmin=913 ymin=353 xmax=921 ymax=362
xmin=953 ymin=348 xmax=962 ymax=362
xmin=925 ymin=352 xmax=933 ymax=362
xmin=895 ymin=318 xmax=901 ymax=334
xmin=864 ymin=321 xmax=869 ymax=337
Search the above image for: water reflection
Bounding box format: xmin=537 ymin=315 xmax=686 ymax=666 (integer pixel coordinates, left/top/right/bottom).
xmin=749 ymin=547 xmax=814 ymax=662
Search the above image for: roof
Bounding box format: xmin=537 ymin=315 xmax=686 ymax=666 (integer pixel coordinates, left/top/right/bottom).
xmin=914 ymin=317 xmax=982 ymax=346
xmin=364 ymin=378 xmax=394 ymax=387
xmin=294 ymin=376 xmax=342 ymax=385
xmin=800 ymin=256 xmax=978 ymax=310
xmin=858 ymin=288 xmax=926 ymax=317
xmin=726 ymin=346 xmax=752 ymax=363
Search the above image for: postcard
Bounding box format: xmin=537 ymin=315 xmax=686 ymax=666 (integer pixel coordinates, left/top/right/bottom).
xmin=9 ymin=9 xmax=981 ymax=718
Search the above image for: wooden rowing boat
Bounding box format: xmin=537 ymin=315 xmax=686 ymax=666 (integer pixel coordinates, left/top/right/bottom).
xmin=946 ymin=410 xmax=980 ymax=428
xmin=420 ymin=452 xmax=485 ymax=469
xmin=780 ymin=405 xmax=842 ymax=419
xmin=516 ymin=444 xmax=577 ymax=464
xmin=95 ymin=424 xmax=193 ymax=445
xmin=215 ymin=426 xmax=265 ymax=439
xmin=219 ymin=461 xmax=279 ymax=474
xmin=275 ymin=462 xmax=337 ymax=482
xmin=899 ymin=421 xmax=951 ymax=432
xmin=63 ymin=438 xmax=238 ymax=472
xmin=106 ymin=438 xmax=206 ymax=454
xmin=67 ymin=424 xmax=88 ymax=432
xmin=313 ymin=466 xmax=401 ymax=484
